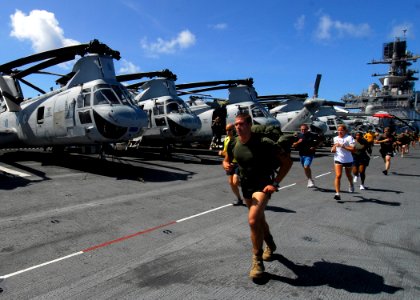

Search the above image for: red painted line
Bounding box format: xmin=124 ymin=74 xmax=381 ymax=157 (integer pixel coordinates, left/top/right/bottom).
xmin=82 ymin=221 xmax=177 ymax=253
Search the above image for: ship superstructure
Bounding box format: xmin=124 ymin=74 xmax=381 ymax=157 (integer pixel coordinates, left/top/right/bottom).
xmin=343 ymin=36 xmax=420 ymax=131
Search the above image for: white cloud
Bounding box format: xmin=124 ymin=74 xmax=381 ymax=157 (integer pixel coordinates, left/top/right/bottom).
xmin=118 ymin=59 xmax=141 ymax=74
xmin=210 ymin=23 xmax=228 ymax=30
xmin=10 ymin=9 xmax=80 ymax=52
xmin=389 ymin=23 xmax=414 ymax=39
xmin=314 ymin=14 xmax=371 ymax=41
xmin=294 ymin=15 xmax=305 ymax=31
xmin=316 ymin=15 xmax=333 ymax=40
xmin=141 ymin=30 xmax=196 ymax=56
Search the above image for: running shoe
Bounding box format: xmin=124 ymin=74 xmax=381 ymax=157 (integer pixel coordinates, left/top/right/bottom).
xmin=353 ymin=176 xmax=358 ymax=183
xmin=349 ymin=185 xmax=355 ymax=193
xmin=334 ymin=194 xmax=341 ymax=200
xmin=307 ymin=179 xmax=315 ymax=188
xmin=232 ymin=198 xmax=243 ymax=206
xmin=360 ymin=184 xmax=366 ymax=190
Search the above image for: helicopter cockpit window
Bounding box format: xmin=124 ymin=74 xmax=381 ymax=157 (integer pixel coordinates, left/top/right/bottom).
xmin=78 ymin=88 xmax=91 ymax=107
xmin=250 ymin=104 xmax=269 ymax=118
xmin=237 ymin=107 xmax=249 ymax=115
xmin=153 ymin=104 xmax=165 ymax=115
xmin=167 ymin=101 xmax=180 ymax=114
xmin=112 ymin=85 xmax=134 ymax=105
xmin=83 ymin=93 xmax=91 ymax=107
xmin=179 ymin=100 xmax=193 ymax=114
xmin=93 ymin=85 xmax=121 ymax=105
xmin=251 ymin=107 xmax=264 ymax=118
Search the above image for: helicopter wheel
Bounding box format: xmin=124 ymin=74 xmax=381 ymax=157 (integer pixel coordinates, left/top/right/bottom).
xmin=160 ymin=144 xmax=173 ymax=159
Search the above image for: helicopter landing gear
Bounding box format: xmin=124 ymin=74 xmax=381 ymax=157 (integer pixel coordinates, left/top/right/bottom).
xmin=160 ymin=143 xmax=173 ymax=159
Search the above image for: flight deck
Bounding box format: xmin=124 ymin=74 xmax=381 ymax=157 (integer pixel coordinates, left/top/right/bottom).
xmin=0 ymin=146 xmax=419 ymax=299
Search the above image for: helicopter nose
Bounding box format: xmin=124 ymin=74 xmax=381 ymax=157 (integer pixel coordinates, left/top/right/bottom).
xmin=180 ymin=114 xmax=202 ymax=130
xmin=94 ymin=105 xmax=148 ymax=128
xmin=270 ymin=118 xmax=281 ymax=127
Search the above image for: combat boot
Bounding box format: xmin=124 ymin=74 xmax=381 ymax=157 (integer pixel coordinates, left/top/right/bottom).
xmin=249 ymin=254 xmax=265 ymax=279
xmin=262 ymin=239 xmax=277 ymax=261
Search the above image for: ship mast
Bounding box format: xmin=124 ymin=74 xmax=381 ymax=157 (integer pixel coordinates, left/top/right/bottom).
xmin=368 ymin=36 xmax=419 ymax=94
xmin=342 ymin=34 xmax=420 ymax=131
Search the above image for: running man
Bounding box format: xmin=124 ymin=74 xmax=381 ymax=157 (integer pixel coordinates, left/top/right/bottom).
xmin=223 ymin=113 xmax=292 ymax=279
xmin=375 ymin=127 xmax=395 ymax=175
xmin=292 ymin=124 xmax=320 ymax=188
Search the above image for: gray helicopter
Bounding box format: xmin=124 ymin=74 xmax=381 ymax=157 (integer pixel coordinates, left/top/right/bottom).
xmin=0 ymin=40 xmax=147 ymax=151
xmin=176 ymin=78 xmax=280 ymax=147
xmin=259 ymin=74 xmax=345 ymax=143
xmin=260 ymin=94 xmax=329 ymax=135
xmin=116 ymin=69 xmax=201 ymax=149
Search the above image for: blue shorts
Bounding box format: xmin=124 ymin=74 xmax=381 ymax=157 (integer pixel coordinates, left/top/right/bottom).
xmin=300 ymin=155 xmax=314 ymax=167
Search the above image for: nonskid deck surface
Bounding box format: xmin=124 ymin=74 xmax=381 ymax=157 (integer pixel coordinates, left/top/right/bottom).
xmin=0 ymin=145 xmax=419 ymax=299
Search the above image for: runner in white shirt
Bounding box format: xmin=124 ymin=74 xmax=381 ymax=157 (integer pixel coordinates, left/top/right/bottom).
xmin=331 ymin=125 xmax=355 ymax=200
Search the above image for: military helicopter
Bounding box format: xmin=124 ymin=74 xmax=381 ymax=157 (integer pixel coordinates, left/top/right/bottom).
xmin=116 ymin=69 xmax=201 ymax=149
xmin=176 ymin=78 xmax=280 ymax=147
xmin=259 ymin=74 xmax=345 ymax=143
xmin=0 ymin=40 xmax=147 ymax=151
xmin=259 ymin=94 xmax=329 ymax=135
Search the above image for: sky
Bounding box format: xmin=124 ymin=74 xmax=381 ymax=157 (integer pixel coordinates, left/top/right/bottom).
xmin=1 ymin=0 xmax=419 ymax=101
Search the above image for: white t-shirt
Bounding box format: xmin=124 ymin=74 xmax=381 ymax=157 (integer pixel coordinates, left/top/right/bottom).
xmin=333 ymin=134 xmax=355 ymax=163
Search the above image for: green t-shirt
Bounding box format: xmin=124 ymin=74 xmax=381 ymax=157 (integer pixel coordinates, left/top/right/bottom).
xmin=352 ymin=138 xmax=370 ymax=161
xmin=228 ymin=134 xmax=283 ymax=182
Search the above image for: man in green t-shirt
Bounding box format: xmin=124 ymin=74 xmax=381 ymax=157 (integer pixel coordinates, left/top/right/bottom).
xmin=223 ymin=113 xmax=292 ymax=279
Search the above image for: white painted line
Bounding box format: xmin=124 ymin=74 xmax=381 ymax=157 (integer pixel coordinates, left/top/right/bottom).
xmin=0 ymin=177 xmax=312 ymax=280
xmin=0 ymin=251 xmax=83 ymax=279
xmin=278 ymin=183 xmax=296 ymax=190
xmin=0 ymin=166 xmax=31 ymax=177
xmin=315 ymin=172 xmax=331 ymax=178
xmin=176 ymin=204 xmax=233 ymax=223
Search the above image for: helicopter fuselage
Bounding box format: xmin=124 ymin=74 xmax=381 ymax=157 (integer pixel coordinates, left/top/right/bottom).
xmin=0 ymin=79 xmax=147 ymax=148
xmin=138 ymin=96 xmax=201 ymax=143
xmin=186 ymin=101 xmax=280 ymax=143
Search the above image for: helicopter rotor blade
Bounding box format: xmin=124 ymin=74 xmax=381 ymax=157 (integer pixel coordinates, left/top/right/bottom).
xmin=12 ymin=54 xmax=76 ymax=79
xmin=257 ymin=94 xmax=308 ymax=101
xmin=176 ymin=78 xmax=253 ymax=90
xmin=18 ymin=78 xmax=46 ymax=94
xmin=177 ymin=85 xmax=237 ymax=96
xmin=313 ymin=74 xmax=321 ymax=98
xmin=323 ymin=100 xmax=345 ymax=107
xmin=116 ymin=69 xmax=176 ymax=82
xmin=0 ymin=44 xmax=87 ymax=73
xmin=0 ymin=39 xmax=120 ymax=76
xmin=124 ymin=81 xmax=147 ymax=90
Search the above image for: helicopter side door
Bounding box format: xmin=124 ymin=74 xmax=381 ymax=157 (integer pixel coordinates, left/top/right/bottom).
xmin=153 ymin=103 xmax=166 ymax=127
xmin=35 ymin=99 xmax=54 ymax=142
xmin=53 ymin=90 xmax=71 ymax=137
xmin=74 ymin=88 xmax=93 ymax=136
